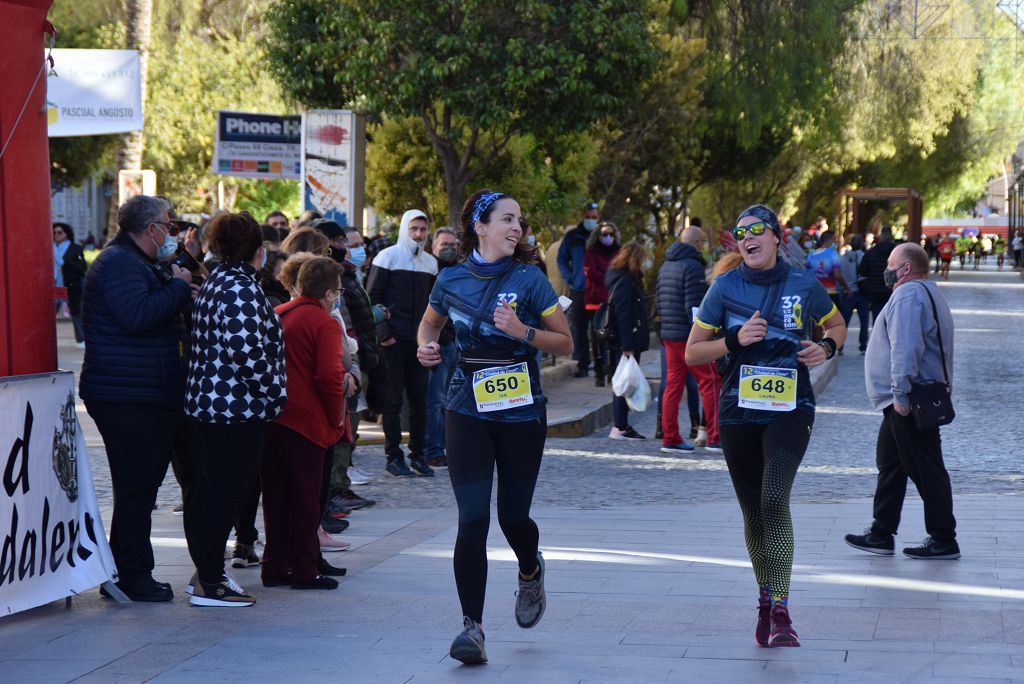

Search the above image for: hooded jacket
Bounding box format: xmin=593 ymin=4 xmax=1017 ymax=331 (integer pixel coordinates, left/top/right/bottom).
xmin=656 ymin=241 xmax=707 ymax=341
xmin=556 ymin=223 xmax=590 ymax=291
xmin=366 ymin=209 xmax=438 ymax=341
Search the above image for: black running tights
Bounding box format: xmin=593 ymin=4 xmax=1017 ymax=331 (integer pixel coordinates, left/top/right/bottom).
xmin=719 ymin=410 xmax=814 ymax=598
xmin=446 ymin=410 xmax=546 ymax=624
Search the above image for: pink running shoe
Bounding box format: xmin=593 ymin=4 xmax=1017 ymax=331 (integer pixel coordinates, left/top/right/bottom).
xmin=318 ymin=527 xmax=351 ymax=552
xmin=768 ymin=604 xmax=800 ymax=647
xmin=755 ymin=598 xmax=771 ymax=647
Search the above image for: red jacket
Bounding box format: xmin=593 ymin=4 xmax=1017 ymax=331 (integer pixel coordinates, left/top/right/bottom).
xmin=274 ymin=297 xmax=346 ymax=448
xmin=584 ymin=243 xmax=620 ymax=308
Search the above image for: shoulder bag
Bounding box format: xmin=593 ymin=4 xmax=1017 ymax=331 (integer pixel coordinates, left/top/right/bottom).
xmin=907 ymin=283 xmax=955 ymax=430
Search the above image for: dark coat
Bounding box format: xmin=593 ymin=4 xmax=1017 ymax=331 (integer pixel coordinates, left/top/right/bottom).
xmin=859 ymin=239 xmax=897 ymax=300
xmin=61 ymin=242 xmax=89 ymax=315
xmin=655 ymin=242 xmax=707 ymax=342
xmin=79 ymin=231 xmax=192 ymax=407
xmin=556 ymin=224 xmax=589 ymax=291
xmin=341 ymin=266 xmax=380 ymax=369
xmin=606 ymin=267 xmax=650 ymax=354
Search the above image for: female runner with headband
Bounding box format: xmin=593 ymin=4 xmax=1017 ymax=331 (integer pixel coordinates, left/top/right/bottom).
xmin=417 ymin=189 xmax=573 ymax=665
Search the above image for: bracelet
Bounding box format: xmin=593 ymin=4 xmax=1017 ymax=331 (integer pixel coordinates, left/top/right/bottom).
xmin=725 ymin=327 xmax=743 ymax=354
xmin=818 ymin=337 xmax=837 ymax=360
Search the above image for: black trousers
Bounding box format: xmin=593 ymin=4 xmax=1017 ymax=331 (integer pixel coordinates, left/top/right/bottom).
xmin=234 ymin=475 xmax=261 ymax=546
xmin=447 ymin=410 xmax=546 ymax=623
xmin=86 ymin=401 xmax=182 ymax=582
xmin=568 ymin=289 xmax=590 ymax=370
xmin=381 ymin=339 xmax=427 ymax=461
xmin=190 ymin=420 xmax=266 ymax=583
xmin=871 ymin=406 xmax=957 ymax=542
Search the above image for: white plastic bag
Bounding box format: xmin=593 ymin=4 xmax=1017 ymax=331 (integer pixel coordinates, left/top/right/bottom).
xmin=625 ymin=375 xmax=652 ymax=412
xmin=611 ymin=354 xmax=642 ymax=397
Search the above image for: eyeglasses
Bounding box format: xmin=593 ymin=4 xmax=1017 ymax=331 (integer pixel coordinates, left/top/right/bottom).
xmin=151 ymin=221 xmax=180 ymax=237
xmin=600 ymin=232 xmax=615 ymax=237
xmin=731 ymin=222 xmax=769 ymax=241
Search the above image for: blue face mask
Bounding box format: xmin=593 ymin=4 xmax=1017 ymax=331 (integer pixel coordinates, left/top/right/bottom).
xmin=583 ymin=218 xmax=598 ymax=232
xmin=526 ymin=235 xmax=536 ymax=246
xmin=152 ymin=231 xmax=178 ymax=261
xmin=348 ymin=245 xmax=367 ymax=267
xmin=260 ymin=247 xmax=267 ymax=270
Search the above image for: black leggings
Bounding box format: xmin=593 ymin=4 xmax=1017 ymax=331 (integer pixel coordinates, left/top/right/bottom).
xmin=719 ymin=410 xmax=814 ymax=598
xmin=446 ymin=410 xmax=546 ymax=624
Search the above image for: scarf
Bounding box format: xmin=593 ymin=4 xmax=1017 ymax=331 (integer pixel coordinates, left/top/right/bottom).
xmin=466 ymin=249 xmax=515 ymax=279
xmin=739 ymin=259 xmax=789 ymax=285
xmin=54 ymin=240 xmax=70 ymax=285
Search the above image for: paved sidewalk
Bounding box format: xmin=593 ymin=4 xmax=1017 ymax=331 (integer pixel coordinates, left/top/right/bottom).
xmin=3 ymin=495 xmax=1024 ymax=683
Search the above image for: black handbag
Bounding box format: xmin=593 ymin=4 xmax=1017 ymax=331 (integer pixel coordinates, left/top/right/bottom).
xmin=907 ymin=284 xmax=955 ymax=430
xmin=591 ymin=280 xmax=621 ymax=345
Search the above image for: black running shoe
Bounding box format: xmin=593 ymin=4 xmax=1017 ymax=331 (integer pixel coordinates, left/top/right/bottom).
xmin=450 ymin=616 xmax=487 ymax=664
xmin=321 ymin=516 xmax=350 ymax=534
xmin=230 ymin=542 xmax=261 ymax=568
xmin=903 ymin=536 xmax=961 ymax=560
xmin=337 ymin=489 xmax=376 ymax=510
xmin=385 ymin=460 xmax=415 ymax=477
xmin=291 ymin=575 xmax=339 ymax=590
xmin=408 ymin=457 xmax=435 ymax=476
xmin=844 ymin=529 xmax=895 ymax=556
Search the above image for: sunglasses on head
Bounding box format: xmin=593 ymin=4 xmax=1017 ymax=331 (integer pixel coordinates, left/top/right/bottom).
xmin=731 ymin=222 xmax=770 ymax=241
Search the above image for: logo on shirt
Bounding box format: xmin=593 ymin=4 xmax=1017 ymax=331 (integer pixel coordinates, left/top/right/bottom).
xmin=497 ymin=292 xmax=518 ymax=311
xmin=781 ymin=295 xmax=802 ymax=331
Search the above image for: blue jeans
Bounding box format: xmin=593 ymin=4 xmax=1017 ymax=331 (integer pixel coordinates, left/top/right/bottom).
xmin=839 ymin=290 xmax=870 ymax=352
xmin=424 ymin=341 xmax=458 ymax=459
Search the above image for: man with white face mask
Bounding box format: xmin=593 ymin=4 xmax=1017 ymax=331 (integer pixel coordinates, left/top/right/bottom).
xmin=367 ymin=209 xmax=439 ymax=477
xmin=557 ymin=201 xmax=601 ymax=377
xmin=80 ymin=194 xmax=195 ymax=602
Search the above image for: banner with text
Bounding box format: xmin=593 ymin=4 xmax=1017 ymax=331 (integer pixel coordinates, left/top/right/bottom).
xmin=301 ymin=110 xmax=365 ymax=227
xmin=213 ymin=111 xmax=302 ymax=180
xmin=46 ymin=49 xmax=143 ymax=137
xmin=1 ymin=372 xmax=117 ymax=617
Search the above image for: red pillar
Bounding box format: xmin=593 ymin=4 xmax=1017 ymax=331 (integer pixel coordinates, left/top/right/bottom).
xmin=0 ymin=0 xmax=56 ymax=377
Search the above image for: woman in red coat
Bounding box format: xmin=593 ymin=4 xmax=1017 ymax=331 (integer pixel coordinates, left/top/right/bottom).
xmin=584 ymin=222 xmax=621 ymax=386
xmin=262 ymin=256 xmax=350 ymax=590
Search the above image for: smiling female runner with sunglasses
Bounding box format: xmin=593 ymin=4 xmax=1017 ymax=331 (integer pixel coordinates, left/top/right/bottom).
xmin=417 ymin=189 xmax=573 ymax=665
xmin=685 ymin=205 xmax=846 ymax=647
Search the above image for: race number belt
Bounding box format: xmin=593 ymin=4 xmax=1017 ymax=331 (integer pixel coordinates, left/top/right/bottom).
xmin=738 ymin=365 xmax=797 ymax=412
xmin=471 ymin=362 xmax=534 ymax=413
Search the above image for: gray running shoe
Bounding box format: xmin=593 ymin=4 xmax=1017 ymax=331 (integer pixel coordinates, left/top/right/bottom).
xmin=515 ymin=551 xmax=546 ymax=628
xmin=449 ymin=616 xmax=487 ymax=664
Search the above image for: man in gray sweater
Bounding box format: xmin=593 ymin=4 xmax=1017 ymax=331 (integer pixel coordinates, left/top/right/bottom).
xmin=845 ymin=243 xmax=959 ymax=560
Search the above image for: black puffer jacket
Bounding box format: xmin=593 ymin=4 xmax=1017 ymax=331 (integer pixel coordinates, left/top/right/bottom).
xmin=656 ymin=242 xmax=707 ymax=342
xmin=342 ymin=266 xmax=380 ymax=370
xmin=606 ymin=267 xmax=650 ymax=354
xmin=79 ymin=231 xmax=192 ymax=407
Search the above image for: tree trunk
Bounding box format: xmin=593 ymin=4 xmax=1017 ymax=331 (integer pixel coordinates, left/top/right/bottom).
xmin=106 ymin=0 xmax=154 ymax=239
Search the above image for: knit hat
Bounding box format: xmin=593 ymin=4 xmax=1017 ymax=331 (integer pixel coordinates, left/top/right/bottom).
xmin=736 ymin=204 xmax=782 ymax=239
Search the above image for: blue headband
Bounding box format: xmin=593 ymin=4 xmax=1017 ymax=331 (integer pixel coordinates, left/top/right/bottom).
xmin=471 ymin=192 xmax=506 ymax=225
xmin=736 ymin=204 xmax=782 ymax=238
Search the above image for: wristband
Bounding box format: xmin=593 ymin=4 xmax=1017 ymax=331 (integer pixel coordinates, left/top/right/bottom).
xmin=725 ymin=327 xmax=742 ymax=354
xmin=818 ymin=337 xmax=837 ymax=360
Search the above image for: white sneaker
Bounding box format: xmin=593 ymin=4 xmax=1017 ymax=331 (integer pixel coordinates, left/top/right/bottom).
xmin=348 ymin=467 xmax=373 ymax=485
xmin=609 ymin=426 xmax=645 ymax=441
xmin=695 ymin=427 xmax=708 ymax=447
xmin=75 ymin=341 xmax=86 ymax=349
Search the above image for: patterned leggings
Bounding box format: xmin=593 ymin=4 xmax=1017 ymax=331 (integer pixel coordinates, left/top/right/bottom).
xmin=719 ymin=409 xmax=814 ymax=597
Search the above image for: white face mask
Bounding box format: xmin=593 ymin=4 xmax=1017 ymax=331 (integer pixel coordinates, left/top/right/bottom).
xmin=151 ymin=230 xmax=178 ymax=261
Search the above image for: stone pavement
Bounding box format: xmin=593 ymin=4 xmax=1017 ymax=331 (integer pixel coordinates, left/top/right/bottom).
xmin=4 ymin=262 xmax=1022 ymax=682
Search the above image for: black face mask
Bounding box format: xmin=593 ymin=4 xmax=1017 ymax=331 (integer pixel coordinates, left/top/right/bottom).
xmin=436 ymin=246 xmax=458 ymax=265
xmin=883 ymin=264 xmax=905 ymax=289
xmin=330 ymin=246 xmax=347 ymax=264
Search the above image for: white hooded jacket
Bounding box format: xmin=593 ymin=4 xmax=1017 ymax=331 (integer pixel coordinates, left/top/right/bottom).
xmin=366 ymin=209 xmax=439 ymax=342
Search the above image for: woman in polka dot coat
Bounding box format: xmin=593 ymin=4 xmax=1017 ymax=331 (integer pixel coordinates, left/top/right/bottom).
xmin=184 ymin=212 xmax=286 ymax=607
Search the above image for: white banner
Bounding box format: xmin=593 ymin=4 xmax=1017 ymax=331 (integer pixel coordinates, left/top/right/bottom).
xmin=301 ymin=110 xmax=364 ymax=226
xmin=213 ymin=110 xmax=302 ymax=180
xmin=46 ymin=49 xmax=143 ymax=137
xmin=1 ymin=372 xmax=117 ymax=617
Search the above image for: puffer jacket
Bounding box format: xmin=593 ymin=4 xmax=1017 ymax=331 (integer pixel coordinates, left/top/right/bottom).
xmin=80 ymin=231 xmax=192 ymax=407
xmin=606 ymin=267 xmax=650 ymax=354
xmin=656 ymin=242 xmax=707 ymax=341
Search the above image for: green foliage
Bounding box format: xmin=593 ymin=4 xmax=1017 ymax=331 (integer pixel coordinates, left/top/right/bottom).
xmin=234 ymin=180 xmax=301 ymax=220
xmin=265 ymin=0 xmax=660 ymax=225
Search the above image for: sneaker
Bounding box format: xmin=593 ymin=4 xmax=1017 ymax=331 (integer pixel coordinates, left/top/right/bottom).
xmin=609 ymin=426 xmax=645 ymax=440
xmin=230 ymin=542 xmax=261 ymax=568
xmin=408 ymin=457 xmax=435 ymax=476
xmin=768 ymin=604 xmax=800 ymax=647
xmin=290 ymin=575 xmax=339 ymax=590
xmin=186 ymin=571 xmax=198 ymax=596
xmin=595 ymin=375 xmax=606 ymax=388
xmin=660 ymin=442 xmax=694 ymax=453
xmin=348 ymin=466 xmax=373 ymax=485
xmin=694 ymin=427 xmax=708 ymax=447
xmin=325 ymin=497 xmax=352 ymax=517
xmin=688 ymin=425 xmax=699 ymax=440
xmin=704 ymin=442 xmax=723 ymax=453
xmin=903 ymin=536 xmax=961 ymax=560
xmin=755 ymin=598 xmax=771 ymax=647
xmin=101 ymin=575 xmax=173 ymax=602
xmin=426 ymin=456 xmax=448 ymax=468
xmin=318 ymin=527 xmax=351 ymax=552
xmin=321 ymin=516 xmax=350 ymax=534
xmin=844 ymin=529 xmax=895 ymax=556
xmin=189 ymin=577 xmax=254 ymax=607
xmin=450 ymin=616 xmax=487 ymax=665
xmin=515 ymin=551 xmax=546 ymax=629
xmin=385 ymin=460 xmax=415 ymax=477
xmin=337 ymin=489 xmax=376 ymax=510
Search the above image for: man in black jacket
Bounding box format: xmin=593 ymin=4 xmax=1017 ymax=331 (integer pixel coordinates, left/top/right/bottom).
xmin=80 ymin=195 xmax=196 ymax=602
xmin=656 ymin=226 xmax=718 ymax=453
xmin=859 ymin=225 xmax=898 ymax=323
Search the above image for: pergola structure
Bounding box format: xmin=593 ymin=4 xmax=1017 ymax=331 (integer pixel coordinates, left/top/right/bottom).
xmin=837 ymin=187 xmax=923 ymax=244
